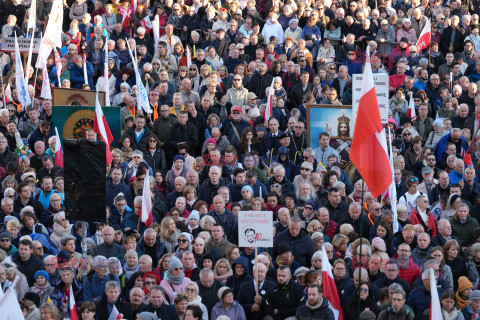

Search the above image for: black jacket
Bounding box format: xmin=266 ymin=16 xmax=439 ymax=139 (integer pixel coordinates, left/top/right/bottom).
xmin=95 ymin=295 xmax=134 ymax=320
xmin=440 ymin=26 xmax=465 ymax=54
xmin=288 ymin=82 xmax=319 ymax=109
xmin=198 ymin=278 xmax=225 ymax=313
xmin=143 ymin=149 xmax=167 ymax=176
xmin=12 ymin=253 xmax=46 ymax=286
xmin=296 ymin=298 xmax=335 ymax=320
xmin=14 ymin=197 xmax=44 ymax=221
xmin=238 ymin=279 xmax=276 ymax=320
xmin=125 ymin=125 xmax=152 ymax=151
xmin=266 ymin=279 xmax=305 ymax=320
xmin=169 ymin=122 xmax=198 ymax=151
xmin=273 ymin=228 xmax=315 ymax=267
xmin=249 ymin=71 xmax=274 ymax=100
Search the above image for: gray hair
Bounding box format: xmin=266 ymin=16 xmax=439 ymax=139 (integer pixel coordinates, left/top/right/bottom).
xmin=273 ymin=165 xmax=285 ymax=174
xmin=134 ymin=196 xmax=143 ymax=205
xmin=199 ymin=268 xmax=214 ymax=278
xmin=105 ymin=280 xmax=121 ymax=290
xmin=3 ymin=188 xmax=14 ymax=199
xmin=422 ymin=268 xmax=433 ymax=280
xmin=125 ymin=249 xmax=138 ymax=259
xmin=144 ymin=228 xmax=157 ymax=237
xmin=1 ymin=197 xmax=13 ymax=206
xmin=93 ymin=256 xmax=108 ymax=269
xmin=60 ymin=235 xmax=76 ymax=247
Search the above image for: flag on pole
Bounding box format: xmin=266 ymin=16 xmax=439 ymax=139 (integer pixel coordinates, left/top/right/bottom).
xmin=53 ymin=48 xmax=62 ymax=87
xmin=415 ymin=19 xmax=431 ymax=52
xmin=36 ymin=0 xmax=62 ymax=67
xmin=94 ymin=92 xmax=114 ymax=167
xmin=139 ymin=16 xmax=153 ymax=33
xmin=122 ymin=10 xmax=130 ymax=29
xmin=350 ymin=46 xmax=392 ymax=198
xmin=126 ymin=40 xmax=151 ymax=114
xmin=107 ymin=305 xmax=123 ymax=320
xmin=387 ymin=128 xmax=399 ymax=233
xmin=264 ymin=79 xmax=275 ymax=121
xmin=14 ymin=33 xmax=32 ymax=107
xmin=462 ymin=149 xmax=473 ymax=167
xmin=0 ymin=287 xmax=25 ymax=319
xmin=186 ymin=46 xmax=192 ymax=68
xmin=40 ymin=60 xmax=52 ymax=100
xmin=131 ymin=0 xmax=137 ymax=13
xmin=321 ymin=247 xmax=343 ymax=320
xmin=70 ymin=285 xmax=79 ymax=320
xmin=104 ymin=43 xmax=111 ymax=106
xmin=27 ymin=0 xmax=37 ymax=31
xmin=153 ymin=15 xmax=160 ymax=54
xmin=429 ymin=268 xmax=442 ymax=320
xmin=25 ymin=35 xmax=35 ymax=83
xmin=83 ymin=55 xmax=89 ymax=86
xmin=141 ymin=170 xmax=153 ymax=227
xmin=407 ymin=92 xmax=416 ymax=121
xmin=54 ymin=127 xmax=63 ymax=168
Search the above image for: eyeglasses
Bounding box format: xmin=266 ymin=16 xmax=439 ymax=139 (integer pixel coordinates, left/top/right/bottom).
xmin=386 ymin=269 xmax=398 ymax=272
xmin=348 ymin=53 xmax=355 ymax=56
xmin=409 ymin=177 xmax=419 ymax=182
xmin=329 ymin=67 xmax=336 ymax=70
xmin=149 ymin=139 xmax=157 ymax=142
xmin=398 ymin=249 xmax=411 ymax=252
xmin=186 ymin=288 xmax=196 ymax=292
xmin=299 ymin=60 xmax=306 ymax=62
xmin=301 ymin=168 xmax=311 ymax=171
xmin=360 ymin=288 xmax=369 ymax=293
xmin=145 ymin=281 xmax=156 ymax=285
xmin=303 ymin=156 xmax=310 ymax=159
xmin=178 ymin=152 xmax=186 ymax=156
xmin=403 ymin=133 xmax=411 ymax=136
xmin=152 ymin=62 xmax=160 ymax=65
xmin=0 ymin=239 xmax=10 ymax=242
xmin=179 ymin=239 xmax=189 ymax=243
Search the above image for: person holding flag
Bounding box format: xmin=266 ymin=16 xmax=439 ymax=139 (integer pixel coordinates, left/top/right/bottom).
xmin=50 ymin=267 xmax=83 ymax=317
xmin=94 ymin=281 xmax=132 ymax=319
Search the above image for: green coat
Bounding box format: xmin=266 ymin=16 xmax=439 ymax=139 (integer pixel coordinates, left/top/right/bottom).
xmin=450 ymin=214 xmax=480 ymax=246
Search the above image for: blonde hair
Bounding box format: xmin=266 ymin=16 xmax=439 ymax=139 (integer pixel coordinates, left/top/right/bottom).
xmin=213 ymin=258 xmax=232 ymax=277
xmin=160 ymin=216 xmax=176 ymax=239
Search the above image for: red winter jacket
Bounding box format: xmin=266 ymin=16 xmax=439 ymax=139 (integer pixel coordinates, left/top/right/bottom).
xmin=395 ymin=255 xmax=421 ymax=287
xmin=323 ymin=219 xmax=338 ymax=240
xmin=409 ymin=207 xmax=438 ymax=237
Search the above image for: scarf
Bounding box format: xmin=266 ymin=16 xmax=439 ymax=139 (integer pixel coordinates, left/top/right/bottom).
xmin=219 ymin=104 xmax=228 ymax=123
xmin=276 ymin=254 xmax=295 ymax=267
xmin=121 ymin=147 xmax=133 ymax=161
xmin=124 ymin=262 xmax=140 ymax=280
xmin=443 ymin=308 xmax=460 ymax=320
xmin=31 ymin=283 xmax=51 ymax=296
xmin=467 ymin=305 xmax=480 ymax=320
xmin=214 ymin=270 xmax=233 ymax=284
xmin=173 ymin=166 xmax=183 ymax=177
xmin=132 ymin=178 xmax=143 ymax=196
xmin=68 ymin=29 xmax=79 ymax=36
xmin=165 ymin=270 xmax=185 ymax=285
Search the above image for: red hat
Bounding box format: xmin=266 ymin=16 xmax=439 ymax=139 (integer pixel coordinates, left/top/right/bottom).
xmin=233 ymin=106 xmax=242 ymax=113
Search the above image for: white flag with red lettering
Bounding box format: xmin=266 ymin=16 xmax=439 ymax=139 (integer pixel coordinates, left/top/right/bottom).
xmin=140 ymin=16 xmax=153 ymax=33
xmin=415 ymin=19 xmax=431 ymax=52
xmin=40 ymin=60 xmax=52 ymax=100
xmin=322 ymin=247 xmax=343 ymax=320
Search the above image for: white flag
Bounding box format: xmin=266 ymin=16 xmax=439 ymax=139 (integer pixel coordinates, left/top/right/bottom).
xmin=186 ymin=46 xmax=192 ymax=68
xmin=27 ymin=0 xmax=37 ymax=31
xmin=104 ymin=43 xmax=111 ymax=106
xmin=152 ymin=15 xmax=160 ymax=56
xmin=14 ymin=33 xmax=31 ymax=107
xmin=25 ymin=35 xmax=35 ymax=83
xmin=387 ymin=128 xmax=399 ymax=233
xmin=126 ymin=40 xmax=151 ymax=114
xmin=430 ymin=268 xmax=442 ymax=320
xmin=83 ymin=55 xmax=88 ymax=86
xmin=264 ymin=79 xmax=275 ymax=121
xmin=36 ymin=0 xmax=62 ymax=67
xmin=40 ymin=60 xmax=52 ymax=100
xmin=0 ymin=287 xmax=25 ymax=319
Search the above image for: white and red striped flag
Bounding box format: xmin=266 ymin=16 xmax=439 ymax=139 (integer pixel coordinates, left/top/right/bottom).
xmin=93 ymin=92 xmax=113 ymax=167
xmin=140 ymin=16 xmax=153 ymax=33
xmin=430 ymin=268 xmax=442 ymax=320
xmin=131 ymin=0 xmax=137 ymax=14
xmin=122 ymin=10 xmax=130 ymax=29
xmin=322 ymin=247 xmax=343 ymax=320
xmin=350 ymin=46 xmax=392 ymax=198
xmin=264 ymin=79 xmax=275 ymax=121
xmin=53 ymin=48 xmax=62 ymax=87
xmin=415 ymin=19 xmax=431 ymax=52
xmin=141 ymin=172 xmax=153 ymax=227
xmin=107 ymin=305 xmax=123 ymax=320
xmin=70 ymin=285 xmax=79 ymax=320
xmin=407 ymin=92 xmax=417 ymax=121
xmin=54 ymin=127 xmax=63 ymax=168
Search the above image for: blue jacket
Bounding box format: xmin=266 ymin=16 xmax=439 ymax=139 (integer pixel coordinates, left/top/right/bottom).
xmin=70 ymin=62 xmax=94 ymax=89
xmin=83 ymin=273 xmax=120 ymax=302
xmin=109 ymin=206 xmax=132 ymax=230
xmin=121 ymin=212 xmax=156 ymax=234
xmin=28 ymin=126 xmax=53 ymax=150
xmin=106 ymin=179 xmax=132 ymax=208
xmin=136 ymin=236 xmax=167 ymax=266
xmin=273 ymin=228 xmax=314 ymax=267
xmin=407 ymin=286 xmax=444 ymax=319
xmin=301 ymin=24 xmax=322 ymax=45
xmin=434 ymin=132 xmax=469 ymax=160
xmin=342 ymin=60 xmax=362 ymax=77
xmin=221 ymin=119 xmax=251 ymax=148
xmin=212 ymin=300 xmax=246 ymax=320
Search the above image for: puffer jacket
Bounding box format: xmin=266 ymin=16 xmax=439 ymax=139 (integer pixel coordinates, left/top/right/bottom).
xmin=450 ymin=213 xmax=480 ymax=246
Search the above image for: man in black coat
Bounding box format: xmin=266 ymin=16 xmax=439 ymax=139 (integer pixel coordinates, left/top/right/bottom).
xmin=144 ymin=286 xmax=180 ymax=320
xmin=273 ymin=217 xmax=315 ymax=267
xmin=95 ymin=281 xmax=133 ymax=320
xmin=248 ymin=62 xmax=274 ymax=100
xmin=169 ymin=111 xmax=198 ymax=153
xmin=440 ymin=15 xmax=465 ymax=54
xmin=197 ymin=268 xmax=224 ymax=314
xmin=125 ymin=115 xmax=152 ymax=151
xmin=295 ymin=284 xmax=335 ymax=320
xmin=238 ymin=262 xmax=276 ymax=320
xmin=12 ymin=239 xmax=46 ymax=286
xmin=14 ymin=182 xmax=44 ymax=220
xmin=265 ymin=266 xmax=305 ymax=319
xmin=288 ymin=71 xmax=318 ymax=109
xmin=374 ymin=260 xmax=412 ymax=296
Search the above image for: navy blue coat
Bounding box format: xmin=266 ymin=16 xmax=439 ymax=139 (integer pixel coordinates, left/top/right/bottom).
xmin=106 ymin=179 xmax=132 ymax=208
xmin=273 ymin=228 xmax=314 ymax=267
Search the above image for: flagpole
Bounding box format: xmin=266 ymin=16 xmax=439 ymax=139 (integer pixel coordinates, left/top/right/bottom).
xmin=357 ymin=178 xmax=365 ymax=320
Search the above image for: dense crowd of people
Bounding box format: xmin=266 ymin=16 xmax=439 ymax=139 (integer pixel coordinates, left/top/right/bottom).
xmin=3 ymin=0 xmax=480 ymax=319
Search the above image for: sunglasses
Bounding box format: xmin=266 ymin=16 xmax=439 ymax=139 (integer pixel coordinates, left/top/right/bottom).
xmin=233 ymin=112 xmax=241 ymax=114
xmin=409 ymin=177 xmax=419 ymax=182
xmin=179 ymin=239 xmax=189 ymax=243
xmin=301 ymin=167 xmax=311 ymax=171
xmin=145 ymin=281 xmax=157 ymax=285
xmin=0 ymin=239 xmax=10 ymax=242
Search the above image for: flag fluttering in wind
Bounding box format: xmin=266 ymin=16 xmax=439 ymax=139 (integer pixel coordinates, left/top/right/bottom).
xmin=54 ymin=127 xmax=63 ymax=168
xmin=104 ymin=42 xmax=111 ymax=106
xmin=321 ymin=247 xmax=343 ymax=320
xmin=40 ymin=60 xmax=52 ymax=100
xmin=36 ymin=0 xmax=62 ymax=67
xmin=407 ymin=92 xmax=416 ymax=121
xmin=107 ymin=305 xmax=123 ymax=320
xmin=429 ymin=268 xmax=442 ymax=320
xmin=350 ymin=46 xmax=392 ymax=198
xmin=416 ymin=19 xmax=431 ymax=52
xmin=387 ymin=128 xmax=399 ymax=233
xmin=14 ymin=33 xmax=31 ymax=107
xmin=94 ymin=92 xmax=113 ymax=167
xmin=264 ymin=79 xmax=275 ymax=121
xmin=126 ymin=40 xmax=151 ymax=114
xmin=70 ymin=285 xmax=79 ymax=320
xmin=141 ymin=172 xmax=153 ymax=227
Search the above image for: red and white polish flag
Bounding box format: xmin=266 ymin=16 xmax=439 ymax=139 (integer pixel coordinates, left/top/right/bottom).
xmin=70 ymin=285 xmax=79 ymax=320
xmin=94 ymin=92 xmax=113 ymax=167
xmin=264 ymin=79 xmax=275 ymax=121
xmin=54 ymin=127 xmax=63 ymax=168
xmin=141 ymin=173 xmax=153 ymax=227
xmin=322 ymin=247 xmax=343 ymax=320
xmin=430 ymin=268 xmax=442 ymax=320
xmin=350 ymin=46 xmax=392 ymax=198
